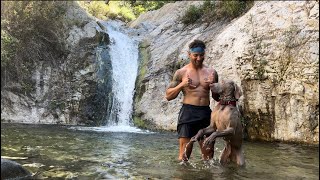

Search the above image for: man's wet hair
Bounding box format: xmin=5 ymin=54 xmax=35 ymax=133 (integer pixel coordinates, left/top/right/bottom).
xmin=189 ymin=40 xmax=206 ymax=49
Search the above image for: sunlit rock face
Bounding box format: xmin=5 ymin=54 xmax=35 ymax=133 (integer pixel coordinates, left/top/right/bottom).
xmin=1 ymin=2 xmax=112 ymax=125
xmin=131 ymin=1 xmax=319 ymax=143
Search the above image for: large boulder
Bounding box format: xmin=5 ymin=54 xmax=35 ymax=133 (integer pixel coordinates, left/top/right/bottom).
xmin=1 ymin=158 xmax=32 ymax=180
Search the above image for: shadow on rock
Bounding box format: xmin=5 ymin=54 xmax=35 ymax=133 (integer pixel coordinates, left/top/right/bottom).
xmin=1 ymin=158 xmax=33 ymax=180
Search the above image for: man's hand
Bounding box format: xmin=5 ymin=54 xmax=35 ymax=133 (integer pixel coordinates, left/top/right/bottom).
xmin=183 ymin=74 xmax=197 ymax=88
xmin=204 ymin=72 xmax=215 ymax=84
xmin=190 ymin=129 xmax=204 ymax=142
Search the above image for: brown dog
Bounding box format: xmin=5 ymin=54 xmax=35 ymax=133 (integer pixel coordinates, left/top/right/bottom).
xmin=191 ymin=79 xmax=245 ymax=166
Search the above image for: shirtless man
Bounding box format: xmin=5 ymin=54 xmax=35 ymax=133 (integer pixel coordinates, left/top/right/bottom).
xmin=165 ymin=39 xmax=219 ymax=162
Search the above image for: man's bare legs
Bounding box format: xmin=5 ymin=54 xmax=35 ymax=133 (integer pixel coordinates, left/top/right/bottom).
xmin=178 ymin=137 xmax=193 ymax=161
xmin=178 ymin=137 xmax=214 ymax=161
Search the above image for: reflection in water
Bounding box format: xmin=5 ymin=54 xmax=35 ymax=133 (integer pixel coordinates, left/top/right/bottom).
xmin=1 ymin=123 xmax=319 ymax=179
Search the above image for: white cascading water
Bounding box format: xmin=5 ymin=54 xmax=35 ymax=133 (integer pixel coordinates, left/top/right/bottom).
xmin=94 ymin=21 xmax=145 ymax=133
xmin=106 ymin=21 xmax=138 ymax=126
xmin=70 ymin=20 xmax=151 ymax=133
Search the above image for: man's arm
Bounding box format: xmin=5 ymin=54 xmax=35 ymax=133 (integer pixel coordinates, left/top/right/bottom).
xmin=165 ymin=70 xmax=185 ymax=101
xmin=211 ymin=69 xmax=220 ymax=101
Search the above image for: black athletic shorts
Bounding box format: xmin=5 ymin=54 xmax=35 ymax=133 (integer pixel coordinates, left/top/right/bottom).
xmin=177 ymin=104 xmax=211 ymax=138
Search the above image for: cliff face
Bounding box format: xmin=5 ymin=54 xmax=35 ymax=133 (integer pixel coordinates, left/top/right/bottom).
xmin=1 ymin=2 xmax=112 ymax=125
xmin=131 ymin=1 xmax=319 ymax=143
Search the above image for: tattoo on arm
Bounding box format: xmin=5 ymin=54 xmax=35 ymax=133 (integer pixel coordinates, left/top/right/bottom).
xmin=168 ymin=71 xmax=182 ymax=88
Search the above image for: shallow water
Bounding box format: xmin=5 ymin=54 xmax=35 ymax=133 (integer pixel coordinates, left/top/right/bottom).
xmin=1 ymin=123 xmax=319 ymax=179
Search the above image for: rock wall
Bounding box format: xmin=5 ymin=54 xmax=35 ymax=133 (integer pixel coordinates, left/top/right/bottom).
xmin=131 ymin=1 xmax=319 ymax=143
xmin=1 ymin=2 xmax=112 ymax=125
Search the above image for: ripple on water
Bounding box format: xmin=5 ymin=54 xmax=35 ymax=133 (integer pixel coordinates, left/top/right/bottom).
xmin=68 ymin=125 xmax=155 ymax=134
xmin=1 ymin=123 xmax=319 ymax=179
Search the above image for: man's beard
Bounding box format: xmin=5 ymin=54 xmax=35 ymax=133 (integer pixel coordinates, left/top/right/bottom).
xmin=191 ymin=59 xmax=203 ymax=67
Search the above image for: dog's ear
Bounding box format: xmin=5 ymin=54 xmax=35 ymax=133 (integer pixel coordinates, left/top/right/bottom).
xmin=234 ymin=83 xmax=242 ymax=99
xmin=210 ymin=82 xmax=222 ymax=94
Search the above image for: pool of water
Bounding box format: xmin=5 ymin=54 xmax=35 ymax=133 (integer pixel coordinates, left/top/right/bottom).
xmin=1 ymin=123 xmax=319 ymax=179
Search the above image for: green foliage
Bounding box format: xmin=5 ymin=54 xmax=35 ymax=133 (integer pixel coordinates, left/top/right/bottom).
xmin=49 ymin=100 xmax=66 ymax=111
xmin=134 ymin=40 xmax=150 ymax=103
xmin=219 ymin=1 xmax=249 ymax=18
xmin=133 ymin=116 xmax=146 ymax=129
xmin=181 ymin=0 xmax=254 ymax=25
xmin=181 ymin=5 xmax=203 ymax=25
xmin=132 ymin=1 xmax=168 ymax=16
xmin=78 ymin=1 xmax=170 ymax=22
xmin=256 ymin=58 xmax=268 ymax=80
xmin=86 ymin=1 xmax=110 ymax=20
xmin=78 ymin=1 xmax=135 ymax=22
xmin=1 ymin=1 xmax=69 ymax=93
xmin=1 ymin=30 xmax=18 ymax=68
xmin=119 ymin=6 xmax=136 ymax=21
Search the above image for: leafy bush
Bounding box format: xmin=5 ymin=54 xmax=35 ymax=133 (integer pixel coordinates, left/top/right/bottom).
xmin=1 ymin=30 xmax=18 ymax=68
xmin=181 ymin=5 xmax=203 ymax=25
xmin=78 ymin=1 xmax=170 ymax=22
xmin=1 ymin=1 xmax=69 ymax=92
xmin=181 ymin=0 xmax=254 ymax=25
xmin=132 ymin=1 xmax=168 ymax=16
xmin=86 ymin=1 xmax=109 ymax=20
xmin=219 ymin=1 xmax=250 ymax=18
xmin=78 ymin=1 xmax=134 ymax=22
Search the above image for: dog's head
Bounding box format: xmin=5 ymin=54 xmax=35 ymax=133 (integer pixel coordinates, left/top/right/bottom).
xmin=210 ymin=79 xmax=242 ymax=100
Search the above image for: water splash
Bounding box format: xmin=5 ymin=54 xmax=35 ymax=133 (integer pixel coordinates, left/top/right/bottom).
xmin=181 ymin=140 xmax=218 ymax=169
xmin=183 ymin=135 xmax=214 ymax=162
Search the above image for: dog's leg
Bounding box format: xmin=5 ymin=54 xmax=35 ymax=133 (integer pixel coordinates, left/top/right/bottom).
xmin=219 ymin=142 xmax=231 ymax=165
xmin=236 ymin=147 xmax=245 ymax=166
xmin=199 ymin=138 xmax=215 ymax=160
xmin=203 ymin=127 xmax=235 ymax=147
xmin=229 ymin=145 xmax=245 ymax=166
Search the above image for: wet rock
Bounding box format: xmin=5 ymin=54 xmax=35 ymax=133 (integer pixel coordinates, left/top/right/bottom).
xmin=1 ymin=158 xmax=33 ymax=180
xmin=131 ymin=1 xmax=319 ymax=143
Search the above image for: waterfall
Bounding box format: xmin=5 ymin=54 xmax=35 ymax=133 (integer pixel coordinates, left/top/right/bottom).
xmin=92 ymin=20 xmax=144 ymax=133
xmin=106 ymin=21 xmax=138 ymax=126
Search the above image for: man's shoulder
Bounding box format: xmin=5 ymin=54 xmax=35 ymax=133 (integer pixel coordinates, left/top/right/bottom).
xmin=202 ymin=65 xmax=217 ymax=72
xmin=176 ymin=65 xmax=189 ymax=73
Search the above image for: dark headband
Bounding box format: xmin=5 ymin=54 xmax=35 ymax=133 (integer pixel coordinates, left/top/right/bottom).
xmin=190 ymin=47 xmax=205 ymax=53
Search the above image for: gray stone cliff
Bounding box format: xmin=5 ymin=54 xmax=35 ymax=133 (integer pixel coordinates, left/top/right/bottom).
xmin=1 ymin=2 xmax=112 ymax=125
xmin=131 ymin=1 xmax=319 ymax=143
